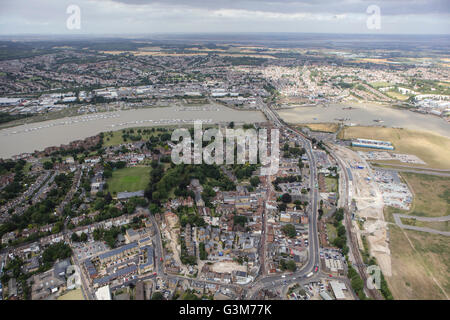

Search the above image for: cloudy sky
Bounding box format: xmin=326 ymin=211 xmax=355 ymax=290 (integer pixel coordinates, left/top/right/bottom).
xmin=0 ymin=0 xmax=449 ymax=35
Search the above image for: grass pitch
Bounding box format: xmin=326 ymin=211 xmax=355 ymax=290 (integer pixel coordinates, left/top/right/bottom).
xmin=107 ymin=166 xmax=151 ymax=194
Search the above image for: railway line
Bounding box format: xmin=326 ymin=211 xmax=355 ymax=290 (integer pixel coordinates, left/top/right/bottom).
xmin=328 ymin=145 xmax=383 ymax=300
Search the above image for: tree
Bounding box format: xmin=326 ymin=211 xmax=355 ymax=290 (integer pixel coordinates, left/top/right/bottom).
xmin=43 ymin=161 xmax=53 ymax=170
xmin=298 ymin=159 xmax=304 ymax=169
xmin=199 ymin=242 xmax=207 ymax=260
xmin=250 ymin=176 xmax=260 ymax=187
xmin=281 ymin=224 xmax=296 ymax=238
xmin=42 ymin=243 xmax=72 ymax=266
xmin=333 ymin=236 xmax=346 ymax=249
xmin=335 ymin=208 xmax=344 ymax=222
xmin=318 ymin=208 xmax=324 ymax=220
xmin=337 ymin=225 xmax=346 ymax=237
xmin=278 ymin=203 xmax=287 ymax=212
xmin=71 ymin=233 xmax=80 ymax=242
xmin=181 ymin=290 xmax=200 ymax=300
xmin=151 ymin=292 xmax=164 ymax=300
xmin=104 ymin=192 xmax=112 ymax=204
xmin=233 ymin=215 xmax=248 ymax=227
xmin=150 ymin=160 xmax=159 ymax=169
xmin=80 ymin=232 xmax=88 ymax=242
xmin=281 ymin=193 xmax=292 ymax=203
xmin=148 ymin=203 xmax=161 ymax=214
xmin=286 ymin=260 xmax=297 ymax=272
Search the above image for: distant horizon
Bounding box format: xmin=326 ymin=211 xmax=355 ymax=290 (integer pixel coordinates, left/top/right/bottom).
xmin=1 ymin=32 xmax=449 ymax=39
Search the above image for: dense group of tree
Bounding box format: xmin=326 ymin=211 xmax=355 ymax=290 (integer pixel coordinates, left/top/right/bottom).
xmin=282 ymin=143 xmax=306 ymax=158
xmin=0 ymin=173 xmax=73 ymax=241
xmin=233 ymin=215 xmax=248 ymax=228
xmin=176 ymin=206 xmax=205 ymax=228
xmin=0 ymin=159 xmax=28 ymax=202
xmin=272 ymin=175 xmax=301 ymax=192
xmin=0 ymin=256 xmax=31 ymax=299
xmin=93 ymin=226 xmax=122 ymax=249
xmin=279 ymin=258 xmax=297 ymax=272
xmin=232 ymin=164 xmax=259 ymax=180
xmin=281 ymin=224 xmax=297 ymax=238
xmin=331 ymin=208 xmax=349 ymax=255
xmin=0 ymin=112 xmax=33 ymax=125
xmin=92 ymin=194 xmax=147 ymax=223
xmin=145 ymin=163 xmax=235 ymax=206
xmin=41 ymin=242 xmax=72 ymax=270
xmin=180 ymin=235 xmax=197 ymax=265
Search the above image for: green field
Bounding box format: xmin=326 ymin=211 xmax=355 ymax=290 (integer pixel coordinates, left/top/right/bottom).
xmin=385 ymin=91 xmax=410 ymax=101
xmin=325 ymin=176 xmax=338 ymax=192
xmin=106 ymin=166 xmax=151 ymax=194
xmin=386 ymin=225 xmax=450 ymax=300
xmin=384 ymin=173 xmax=450 ymax=221
xmin=103 ymin=127 xmax=167 ymax=147
xmin=57 ymin=289 xmax=84 ymax=300
xmin=401 ymin=172 xmax=450 ymax=218
xmin=103 ymin=128 xmax=154 ymax=147
xmin=326 ymin=223 xmax=337 ymax=243
xmin=384 ymin=172 xmax=450 ymax=300
xmin=297 ymin=123 xmax=340 ymax=133
xmin=401 ymin=218 xmax=450 ymax=232
xmin=370 ymin=81 xmax=391 ymax=89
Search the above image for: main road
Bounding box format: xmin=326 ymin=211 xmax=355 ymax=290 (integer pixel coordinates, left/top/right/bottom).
xmin=244 ymin=100 xmax=321 ymax=298
xmin=263 ymin=101 xmax=384 ymax=300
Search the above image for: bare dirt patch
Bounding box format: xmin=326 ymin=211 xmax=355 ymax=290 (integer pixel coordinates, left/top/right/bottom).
xmin=211 ymin=261 xmax=247 ymax=274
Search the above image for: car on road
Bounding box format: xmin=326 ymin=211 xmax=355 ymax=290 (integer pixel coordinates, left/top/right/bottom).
xmin=314 ymin=266 xmax=318 ymax=272
xmin=281 ymin=275 xmax=286 ymax=278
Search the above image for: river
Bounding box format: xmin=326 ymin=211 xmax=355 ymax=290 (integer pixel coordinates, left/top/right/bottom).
xmin=0 ymin=105 xmax=266 ymax=159
xmin=278 ymin=103 xmax=450 ymax=138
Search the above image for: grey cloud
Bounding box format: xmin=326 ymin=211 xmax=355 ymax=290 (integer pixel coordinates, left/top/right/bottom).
xmin=106 ymin=0 xmax=450 ymax=15
xmin=0 ymin=0 xmax=448 ymax=34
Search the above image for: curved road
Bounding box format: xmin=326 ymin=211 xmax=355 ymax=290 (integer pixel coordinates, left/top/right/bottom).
xmin=393 ymin=214 xmax=450 ymax=236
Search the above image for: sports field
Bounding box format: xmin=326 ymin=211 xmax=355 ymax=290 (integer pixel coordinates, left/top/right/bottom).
xmin=107 ymin=166 xmax=151 ymax=194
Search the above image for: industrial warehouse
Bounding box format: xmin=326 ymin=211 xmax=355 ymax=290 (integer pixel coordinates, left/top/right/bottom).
xmin=351 ymin=138 xmax=394 ymax=150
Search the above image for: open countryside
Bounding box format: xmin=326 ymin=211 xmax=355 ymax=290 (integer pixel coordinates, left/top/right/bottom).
xmin=384 ymin=172 xmax=450 ymax=299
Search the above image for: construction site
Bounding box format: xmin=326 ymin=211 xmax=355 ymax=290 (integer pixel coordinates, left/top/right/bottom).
xmin=333 ymin=145 xmax=392 ymax=277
